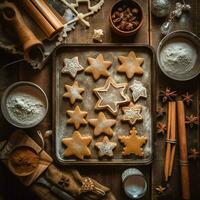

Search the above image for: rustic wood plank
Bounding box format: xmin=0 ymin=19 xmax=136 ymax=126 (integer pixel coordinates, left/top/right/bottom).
xmin=150 ymin=0 xmax=200 ymax=199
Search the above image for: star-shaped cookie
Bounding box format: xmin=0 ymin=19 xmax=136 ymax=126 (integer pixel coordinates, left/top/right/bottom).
xmin=93 ymin=77 xmax=130 ymax=115
xmin=122 ymin=102 xmax=143 ymax=125
xmin=88 ymin=112 xmax=116 ymax=137
xmin=118 ymin=127 xmax=147 ymax=157
xmin=62 ymin=131 xmax=92 ymax=160
xmin=61 ymin=56 xmax=84 ymax=78
xmin=85 ymin=54 xmax=112 ymax=80
xmin=63 ymin=81 xmax=85 ymax=104
xmin=66 ymin=105 xmax=87 ymax=129
xmin=117 ymin=51 xmax=144 ymax=79
xmin=95 ymin=136 xmax=117 ymax=157
xmin=129 ymin=80 xmax=147 ymax=102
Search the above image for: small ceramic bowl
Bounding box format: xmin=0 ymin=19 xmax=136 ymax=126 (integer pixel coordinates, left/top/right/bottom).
xmin=1 ymin=81 xmax=48 ymax=128
xmin=110 ymin=0 xmax=144 ymax=37
xmin=8 ymin=146 xmax=39 ymax=177
xmin=157 ymin=30 xmax=200 ymax=81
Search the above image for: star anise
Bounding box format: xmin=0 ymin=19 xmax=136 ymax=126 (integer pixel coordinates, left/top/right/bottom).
xmin=156 ymin=122 xmax=167 ymax=135
xmin=58 ymin=175 xmax=70 ymax=188
xmin=188 ymin=148 xmax=199 ymax=160
xmin=155 ymin=185 xmax=166 ymax=194
xmin=182 ymin=92 xmax=193 ymax=106
xmin=156 ymin=107 xmax=165 ymax=118
xmin=160 ymin=88 xmax=177 ymax=103
xmin=185 ymin=114 xmax=199 ymax=128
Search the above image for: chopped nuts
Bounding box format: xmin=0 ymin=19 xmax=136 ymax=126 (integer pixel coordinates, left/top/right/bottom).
xmin=112 ymin=4 xmax=140 ymax=32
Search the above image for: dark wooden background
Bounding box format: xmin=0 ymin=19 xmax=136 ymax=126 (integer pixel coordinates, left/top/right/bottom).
xmin=0 ymin=0 xmax=199 ymax=199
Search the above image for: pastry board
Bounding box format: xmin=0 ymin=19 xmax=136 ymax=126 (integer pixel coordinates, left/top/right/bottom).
xmin=52 ymin=44 xmax=155 ymax=165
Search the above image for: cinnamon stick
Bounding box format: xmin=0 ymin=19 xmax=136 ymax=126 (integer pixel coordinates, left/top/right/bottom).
xmin=169 ymin=101 xmax=176 ymax=176
xmin=177 ymin=101 xmax=190 ymax=200
xmin=164 ymin=101 xmax=172 ymax=181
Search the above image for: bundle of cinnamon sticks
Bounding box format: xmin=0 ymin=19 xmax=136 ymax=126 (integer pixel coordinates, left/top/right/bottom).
xmin=164 ymin=100 xmax=190 ymax=200
xmin=164 ymin=101 xmax=176 ymax=182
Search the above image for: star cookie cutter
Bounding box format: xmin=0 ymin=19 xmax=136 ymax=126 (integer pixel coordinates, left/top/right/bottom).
xmin=80 ymin=177 xmax=105 ymax=196
xmin=93 ymin=77 xmax=130 ymax=115
xmin=57 ymin=0 xmax=104 ymax=45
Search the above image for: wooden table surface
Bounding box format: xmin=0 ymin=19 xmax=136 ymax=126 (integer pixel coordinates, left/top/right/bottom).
xmin=0 ymin=0 xmax=200 ymax=200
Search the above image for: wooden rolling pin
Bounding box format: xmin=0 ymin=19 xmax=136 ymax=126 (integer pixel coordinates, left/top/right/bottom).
xmin=177 ymin=101 xmax=190 ymax=200
xmin=0 ymin=2 xmax=44 ymax=64
xmin=18 ymin=0 xmax=63 ymax=39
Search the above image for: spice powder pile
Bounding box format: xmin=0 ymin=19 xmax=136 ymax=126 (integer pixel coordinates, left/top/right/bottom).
xmin=9 ymin=147 xmax=39 ymax=175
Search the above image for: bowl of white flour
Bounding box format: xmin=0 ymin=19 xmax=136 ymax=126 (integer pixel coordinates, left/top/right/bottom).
xmin=1 ymin=81 xmax=48 ymax=128
xmin=157 ymin=31 xmax=200 ymax=81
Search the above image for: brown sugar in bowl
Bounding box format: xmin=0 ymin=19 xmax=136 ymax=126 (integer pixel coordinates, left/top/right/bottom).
xmin=8 ymin=146 xmax=39 ymax=177
xmin=110 ymin=0 xmax=144 ymax=37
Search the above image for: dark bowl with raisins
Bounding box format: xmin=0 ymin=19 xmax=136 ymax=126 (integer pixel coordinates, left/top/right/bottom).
xmin=110 ymin=0 xmax=144 ymax=37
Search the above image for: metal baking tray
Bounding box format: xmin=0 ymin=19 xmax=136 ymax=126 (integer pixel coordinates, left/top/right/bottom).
xmin=52 ymin=44 xmax=155 ymax=165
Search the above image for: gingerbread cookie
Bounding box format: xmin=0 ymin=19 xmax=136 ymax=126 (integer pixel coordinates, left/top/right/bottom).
xmin=66 ymin=105 xmax=87 ymax=129
xmin=95 ymin=136 xmax=117 ymax=157
xmin=122 ymin=102 xmax=143 ymax=125
xmin=118 ymin=127 xmax=147 ymax=157
xmin=85 ymin=54 xmax=112 ymax=80
xmin=62 ymin=131 xmax=92 ymax=160
xmin=63 ymin=81 xmax=85 ymax=104
xmin=129 ymin=80 xmax=147 ymax=102
xmin=117 ymin=51 xmax=144 ymax=79
xmin=93 ymin=77 xmax=130 ymax=115
xmin=88 ymin=112 xmax=116 ymax=137
xmin=61 ymin=56 xmax=84 ymax=78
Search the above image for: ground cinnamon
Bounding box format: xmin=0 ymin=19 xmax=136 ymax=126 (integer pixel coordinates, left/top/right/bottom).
xmin=9 ymin=146 xmax=39 ymax=175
